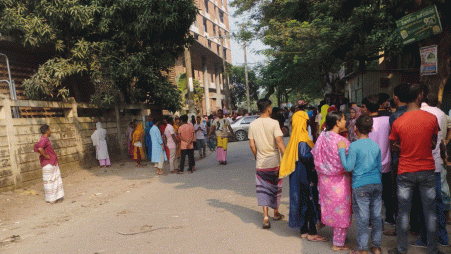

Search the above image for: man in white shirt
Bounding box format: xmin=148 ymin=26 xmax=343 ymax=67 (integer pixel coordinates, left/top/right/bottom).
xmin=164 ymin=116 xmax=177 ymax=173
xmin=194 ymin=116 xmax=207 ymax=158
xmin=419 ymin=92 xmax=450 ymax=246
xmin=249 ymin=98 xmax=286 ymax=229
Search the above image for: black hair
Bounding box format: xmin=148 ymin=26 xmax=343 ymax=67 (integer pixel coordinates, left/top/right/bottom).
xmin=217 ymin=109 xmax=223 ymax=114
xmin=298 ymin=104 xmax=307 ymax=111
xmin=378 ymin=93 xmax=390 ymax=106
xmin=426 ymin=93 xmax=439 ymax=107
xmin=348 ymin=102 xmax=357 ymax=108
xmin=420 ymin=83 xmax=429 ymax=102
xmin=362 ymin=95 xmax=379 ymax=113
xmin=180 ymin=114 xmax=188 ymax=123
xmin=40 ymin=124 xmax=50 ymax=134
xmin=355 ymin=115 xmax=373 ymax=135
xmin=257 ymin=98 xmax=272 ymax=113
xmin=325 ymin=111 xmax=344 ymax=131
xmin=165 ymin=115 xmax=173 ymax=124
xmin=394 ymin=83 xmax=410 ymax=103
xmin=405 ymin=83 xmax=422 ymax=103
xmin=208 ymin=115 xmax=213 ymax=119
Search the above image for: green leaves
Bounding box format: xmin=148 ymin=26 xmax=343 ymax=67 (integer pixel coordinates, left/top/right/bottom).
xmin=0 ymin=0 xmax=197 ymax=111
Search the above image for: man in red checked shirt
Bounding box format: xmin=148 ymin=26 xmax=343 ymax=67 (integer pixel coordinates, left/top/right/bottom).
xmin=34 ymin=124 xmax=64 ymax=204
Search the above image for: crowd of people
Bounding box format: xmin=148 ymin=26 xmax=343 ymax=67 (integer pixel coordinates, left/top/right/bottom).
xmin=32 ymin=81 xmax=450 ymax=253
xmin=120 ymin=109 xmax=237 ymax=174
xmin=249 ymin=83 xmax=450 ymax=254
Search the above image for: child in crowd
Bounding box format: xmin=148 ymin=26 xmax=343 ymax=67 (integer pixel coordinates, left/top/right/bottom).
xmin=311 ymin=111 xmax=352 ymax=251
xmin=338 ymin=115 xmax=383 ymax=254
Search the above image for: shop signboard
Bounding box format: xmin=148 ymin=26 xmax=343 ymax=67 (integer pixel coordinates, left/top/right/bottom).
xmin=396 ymin=5 xmax=442 ymax=45
xmin=420 ymin=45 xmax=438 ymax=75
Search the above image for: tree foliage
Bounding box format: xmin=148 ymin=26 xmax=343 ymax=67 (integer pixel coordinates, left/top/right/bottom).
xmin=230 ymin=66 xmax=259 ymax=109
xmin=231 ymin=0 xmax=448 ymax=96
xmin=177 ymin=73 xmax=205 ymax=113
xmin=0 ymin=0 xmax=198 ymax=111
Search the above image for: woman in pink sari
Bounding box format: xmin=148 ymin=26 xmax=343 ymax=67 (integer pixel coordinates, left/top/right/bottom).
xmin=311 ymin=111 xmax=352 ymax=251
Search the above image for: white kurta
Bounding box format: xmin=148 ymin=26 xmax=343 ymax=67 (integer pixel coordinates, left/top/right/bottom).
xmin=91 ymin=123 xmax=110 ymax=160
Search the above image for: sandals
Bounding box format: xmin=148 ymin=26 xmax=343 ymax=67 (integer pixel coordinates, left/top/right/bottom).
xmin=301 ymin=233 xmax=309 ymax=239
xmin=332 ymin=245 xmax=350 ymax=251
xmin=262 ymin=219 xmax=271 ymax=229
xmin=273 ymin=214 xmax=285 ymax=221
xmin=307 ymin=235 xmax=328 ymax=242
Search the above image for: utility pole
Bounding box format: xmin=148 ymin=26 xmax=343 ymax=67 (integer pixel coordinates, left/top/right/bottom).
xmin=243 ymin=42 xmax=250 ymax=113
xmin=184 ymin=47 xmax=196 ymax=115
xmin=220 ymin=36 xmax=231 ymax=112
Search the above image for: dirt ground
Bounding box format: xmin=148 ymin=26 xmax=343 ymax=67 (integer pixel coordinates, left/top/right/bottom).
xmin=0 ymin=149 xmax=210 ymax=248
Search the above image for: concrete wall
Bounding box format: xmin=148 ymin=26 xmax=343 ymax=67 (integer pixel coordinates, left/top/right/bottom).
xmin=0 ymin=97 xmax=146 ymax=191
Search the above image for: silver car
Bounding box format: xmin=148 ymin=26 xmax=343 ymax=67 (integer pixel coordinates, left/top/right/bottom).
xmin=228 ymin=115 xmax=259 ymax=141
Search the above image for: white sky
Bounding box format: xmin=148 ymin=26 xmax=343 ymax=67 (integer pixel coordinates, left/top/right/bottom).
xmin=228 ymin=7 xmax=269 ymax=67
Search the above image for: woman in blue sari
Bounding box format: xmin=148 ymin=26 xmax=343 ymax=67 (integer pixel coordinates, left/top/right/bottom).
xmin=145 ymin=121 xmax=153 ymax=160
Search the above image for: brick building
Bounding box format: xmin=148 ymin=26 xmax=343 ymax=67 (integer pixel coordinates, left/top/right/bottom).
xmin=168 ymin=0 xmax=232 ymax=115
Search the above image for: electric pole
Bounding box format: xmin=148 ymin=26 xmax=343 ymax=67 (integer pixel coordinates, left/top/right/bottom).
xmin=243 ymin=42 xmax=250 ymax=113
xmin=184 ymin=47 xmax=196 ymax=115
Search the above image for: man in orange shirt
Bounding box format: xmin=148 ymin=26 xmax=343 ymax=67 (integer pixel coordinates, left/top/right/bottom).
xmin=178 ymin=115 xmax=195 ymax=174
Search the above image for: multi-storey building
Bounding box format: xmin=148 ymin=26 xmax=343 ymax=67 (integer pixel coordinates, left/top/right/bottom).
xmin=168 ymin=0 xmax=232 ymax=115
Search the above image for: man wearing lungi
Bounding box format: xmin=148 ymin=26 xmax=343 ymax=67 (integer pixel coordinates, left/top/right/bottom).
xmin=34 ymin=124 xmax=64 ymax=204
xmin=208 ymin=109 xmax=235 ymax=165
xmin=249 ymin=98 xmax=286 ymax=229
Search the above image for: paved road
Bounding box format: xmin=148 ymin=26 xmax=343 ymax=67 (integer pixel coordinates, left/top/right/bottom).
xmin=2 ymin=141 xmax=445 ymax=253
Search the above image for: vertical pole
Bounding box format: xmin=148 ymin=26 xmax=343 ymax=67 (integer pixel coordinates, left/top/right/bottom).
xmin=202 ymin=57 xmax=210 ymax=115
xmin=220 ymin=37 xmax=231 ymax=112
xmin=184 ymin=47 xmax=196 ymax=115
xmin=244 ymin=42 xmax=250 ymax=113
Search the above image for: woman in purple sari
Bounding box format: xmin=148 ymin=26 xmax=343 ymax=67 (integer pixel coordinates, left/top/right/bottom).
xmin=311 ymin=111 xmax=352 ymax=251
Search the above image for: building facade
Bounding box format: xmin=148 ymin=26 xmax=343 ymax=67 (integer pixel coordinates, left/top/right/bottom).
xmin=168 ymin=0 xmax=232 ymax=115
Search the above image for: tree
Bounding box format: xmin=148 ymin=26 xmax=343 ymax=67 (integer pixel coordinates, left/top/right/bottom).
xmin=0 ymin=0 xmax=197 ymax=111
xmin=231 ymin=0 xmax=449 ymax=96
xmin=230 ymin=66 xmax=259 ymax=109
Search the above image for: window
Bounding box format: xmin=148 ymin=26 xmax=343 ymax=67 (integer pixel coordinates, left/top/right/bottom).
xmin=217 ymin=45 xmax=220 ymax=54
xmin=211 ymin=73 xmax=214 ymax=83
xmin=204 ymin=0 xmax=209 ymax=13
xmin=219 ymin=30 xmax=222 ymax=38
xmin=223 ymin=49 xmax=227 ymax=60
xmin=212 ymin=25 xmax=216 ymax=36
xmin=208 ymin=40 xmax=212 ymax=48
xmin=194 ymin=34 xmax=199 ymax=40
xmin=203 ymin=18 xmax=207 ymax=33
xmin=219 ymin=11 xmax=224 ymax=23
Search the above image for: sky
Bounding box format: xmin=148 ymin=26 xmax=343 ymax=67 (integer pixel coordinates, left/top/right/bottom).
xmin=228 ymin=7 xmax=269 ymax=68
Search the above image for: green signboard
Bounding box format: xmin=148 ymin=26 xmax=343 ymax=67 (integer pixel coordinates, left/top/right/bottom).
xmin=396 ymin=5 xmax=442 ymax=45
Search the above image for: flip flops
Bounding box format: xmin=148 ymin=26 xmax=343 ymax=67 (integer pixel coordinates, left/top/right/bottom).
xmin=307 ymin=235 xmax=328 ymax=242
xmin=262 ymin=220 xmax=271 ymax=229
xmin=273 ymin=214 xmax=285 ymax=221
